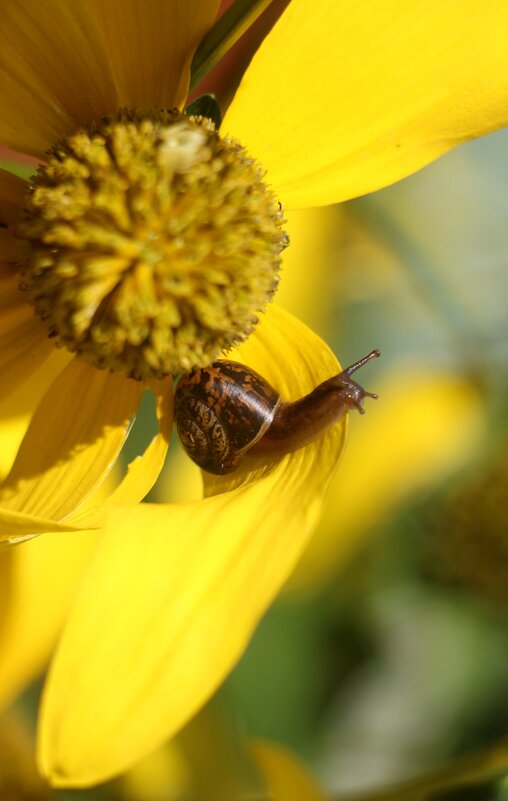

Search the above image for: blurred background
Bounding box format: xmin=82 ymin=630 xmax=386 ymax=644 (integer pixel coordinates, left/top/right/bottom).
xmin=1 ymin=3 xmax=508 ymax=800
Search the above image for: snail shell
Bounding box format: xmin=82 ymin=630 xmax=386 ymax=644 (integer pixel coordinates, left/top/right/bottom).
xmin=174 ymin=361 xmax=281 ymax=475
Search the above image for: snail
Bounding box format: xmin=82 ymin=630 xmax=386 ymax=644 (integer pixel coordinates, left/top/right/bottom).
xmin=174 ymin=349 xmax=380 ymax=476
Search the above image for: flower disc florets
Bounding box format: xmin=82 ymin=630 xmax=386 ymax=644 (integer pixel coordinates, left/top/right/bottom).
xmin=18 ymin=109 xmax=288 ymax=379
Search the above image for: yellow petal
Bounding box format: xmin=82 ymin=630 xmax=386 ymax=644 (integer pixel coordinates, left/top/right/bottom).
xmin=121 ymin=742 xmax=191 ymax=801
xmin=38 ymin=308 xmax=347 ymax=786
xmin=105 ymin=379 xmax=173 ymax=507
xmin=0 ymin=349 xmax=70 ymax=481
xmin=249 ymin=740 xmax=326 ymax=801
xmin=0 ymin=263 xmax=54 ymax=403
xmin=88 ymin=0 xmax=220 ymax=110
xmin=224 ymin=0 xmax=508 ymax=208
xmin=69 ymin=379 xmax=173 ymax=528
xmin=0 ymin=359 xmax=142 ymax=521
xmin=0 ymin=712 xmax=51 ymax=797
xmin=0 ymin=507 xmax=84 ymax=548
xmin=0 ymin=1 xmax=219 ymax=159
xmin=289 ymin=366 xmax=485 ymax=593
xmin=0 ymin=172 xmax=48 ymax=395
xmin=274 ymin=207 xmax=341 ymax=338
xmin=154 ymin=442 xmax=203 ymax=504
xmin=0 ymin=2 xmax=119 ymax=158
xmin=0 ymin=414 xmax=28 ymax=485
xmin=0 ymin=528 xmax=99 ymax=709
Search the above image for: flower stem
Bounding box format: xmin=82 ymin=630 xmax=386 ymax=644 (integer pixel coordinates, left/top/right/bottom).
xmin=190 ymin=0 xmax=275 ymax=91
xmin=332 ymin=738 xmax=508 ymax=801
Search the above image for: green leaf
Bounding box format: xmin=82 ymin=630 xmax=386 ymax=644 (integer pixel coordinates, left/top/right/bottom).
xmin=185 ymin=94 xmax=222 ymax=129
xmin=190 ymin=0 xmax=274 ymax=91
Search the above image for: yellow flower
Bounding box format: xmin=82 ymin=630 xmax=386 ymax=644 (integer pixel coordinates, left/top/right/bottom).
xmin=125 ymin=735 xmax=327 ymax=801
xmin=250 ymin=740 xmax=326 ymax=801
xmin=1 ymin=0 xmax=508 ymax=789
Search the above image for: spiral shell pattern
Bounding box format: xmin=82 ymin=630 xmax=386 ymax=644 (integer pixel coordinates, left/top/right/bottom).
xmin=174 ymin=360 xmax=281 ymax=475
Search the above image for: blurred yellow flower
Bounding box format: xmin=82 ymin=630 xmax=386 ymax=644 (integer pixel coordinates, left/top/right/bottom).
xmin=250 ymin=740 xmax=326 ymax=801
xmin=120 ymin=719 xmax=325 ymax=801
xmin=0 ymin=712 xmax=51 ymax=801
xmin=0 ymin=0 xmax=508 ymax=789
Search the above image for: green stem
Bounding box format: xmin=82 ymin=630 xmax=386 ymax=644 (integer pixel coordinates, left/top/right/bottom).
xmin=0 ymin=158 xmax=33 ymax=180
xmin=190 ymin=0 xmax=275 ymax=91
xmin=332 ymin=739 xmax=508 ymax=801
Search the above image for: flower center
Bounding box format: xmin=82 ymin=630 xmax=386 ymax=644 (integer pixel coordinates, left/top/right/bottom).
xmin=18 ymin=109 xmax=288 ymax=379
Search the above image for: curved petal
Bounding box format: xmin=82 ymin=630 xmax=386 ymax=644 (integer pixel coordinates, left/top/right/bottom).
xmin=275 ymin=207 xmax=341 ymax=337
xmin=69 ymin=378 xmax=173 ymax=528
xmin=38 ymin=309 xmax=348 ymax=786
xmin=0 ymin=528 xmax=99 ymax=709
xmin=0 ymin=359 xmax=143 ymax=521
xmin=120 ymin=742 xmax=191 ymax=801
xmin=249 ymin=741 xmax=325 ymax=801
xmin=0 ymin=712 xmax=51 ymax=797
xmin=0 ymin=416 xmax=28 ymax=486
xmin=224 ymin=0 xmax=508 ymax=208
xmin=0 ymin=349 xmax=70 ymax=481
xmin=0 ymin=263 xmax=55 ymax=403
xmin=105 ymin=379 xmax=173 ymax=506
xmin=0 ymin=170 xmax=50 ymax=393
xmin=88 ymin=0 xmax=220 ymax=111
xmin=0 ymin=0 xmax=219 ymax=159
xmin=0 ymin=1 xmax=119 ymax=158
xmin=0 ymin=507 xmax=84 ymax=548
xmin=154 ymin=443 xmax=203 ymax=503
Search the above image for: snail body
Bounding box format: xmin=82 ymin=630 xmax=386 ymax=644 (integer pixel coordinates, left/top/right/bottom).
xmin=174 ymin=350 xmax=380 ymax=475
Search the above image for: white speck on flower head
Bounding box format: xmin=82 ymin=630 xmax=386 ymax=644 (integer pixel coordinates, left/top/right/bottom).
xmin=158 ymin=123 xmax=208 ymax=172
